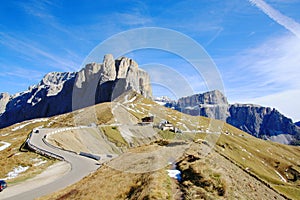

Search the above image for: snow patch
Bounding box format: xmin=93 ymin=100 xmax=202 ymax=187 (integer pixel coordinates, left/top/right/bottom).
xmin=274 ymin=170 xmax=287 ymax=182
xmin=123 ymin=94 xmax=137 ymax=104
xmin=155 ymin=101 xmax=166 ymax=106
xmin=12 ymin=118 xmax=48 ymax=131
xmin=4 ymin=166 xmax=29 ymax=180
xmin=128 ymin=96 xmax=137 ymax=103
xmin=0 ymin=141 xmax=11 ymax=151
xmin=126 ymin=106 xmax=143 ymax=114
xmin=166 ymin=169 xmax=181 ymax=180
xmin=34 ymin=160 xmax=47 ymax=167
xmin=31 ymin=158 xmax=47 ymax=167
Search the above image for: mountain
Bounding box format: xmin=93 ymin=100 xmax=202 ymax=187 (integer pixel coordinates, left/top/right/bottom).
xmin=170 ymin=90 xmax=300 ymax=145
xmin=177 ymin=90 xmax=230 ymax=121
xmin=5 ymin=92 xmax=297 ymax=200
xmin=295 ymin=121 xmax=300 ymax=127
xmin=0 ymin=54 xmax=152 ymax=128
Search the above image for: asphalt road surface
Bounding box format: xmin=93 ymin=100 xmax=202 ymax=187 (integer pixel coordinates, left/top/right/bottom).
xmin=1 ymin=128 xmax=100 ymax=200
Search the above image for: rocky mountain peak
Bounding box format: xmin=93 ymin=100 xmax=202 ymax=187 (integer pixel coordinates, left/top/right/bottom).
xmin=115 ymin=56 xmax=138 ymax=79
xmin=178 ymin=90 xmax=228 ymax=107
xmin=0 ymin=54 xmax=152 ymax=128
xmin=41 ymin=72 xmax=76 ymax=86
xmin=102 ymin=54 xmax=116 ymax=82
xmin=172 ymin=90 xmax=300 ymax=145
xmin=0 ymin=92 xmax=10 ymax=114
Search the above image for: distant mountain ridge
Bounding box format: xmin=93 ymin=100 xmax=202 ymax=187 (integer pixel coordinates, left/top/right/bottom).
xmin=163 ymin=90 xmax=300 ymax=145
xmin=0 ymin=54 xmax=152 ymax=128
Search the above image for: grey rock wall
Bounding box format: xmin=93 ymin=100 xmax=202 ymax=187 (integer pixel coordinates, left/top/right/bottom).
xmin=174 ymin=90 xmax=300 ymax=144
xmin=0 ymin=54 xmax=152 ymax=128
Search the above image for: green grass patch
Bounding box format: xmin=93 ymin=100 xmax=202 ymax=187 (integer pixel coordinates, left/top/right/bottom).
xmin=100 ymin=126 xmax=128 ymax=147
xmin=273 ymin=185 xmax=300 ymax=200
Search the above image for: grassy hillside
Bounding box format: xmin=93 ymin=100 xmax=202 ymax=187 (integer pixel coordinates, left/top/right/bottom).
xmin=35 ymin=92 xmax=300 ymax=200
xmin=0 ymin=119 xmax=56 ymax=185
xmin=1 ymin=91 xmax=299 ymax=199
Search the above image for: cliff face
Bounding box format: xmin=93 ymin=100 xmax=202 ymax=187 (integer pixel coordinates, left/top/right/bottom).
xmin=72 ymin=55 xmax=152 ymax=110
xmin=227 ymin=104 xmax=299 ymax=138
xmin=177 ymin=90 xmax=230 ymax=121
xmin=174 ymin=90 xmax=300 ymax=144
xmin=178 ymin=90 xmax=228 ymax=106
xmin=0 ymin=54 xmax=152 ymax=128
xmin=0 ymin=72 xmax=76 ymax=129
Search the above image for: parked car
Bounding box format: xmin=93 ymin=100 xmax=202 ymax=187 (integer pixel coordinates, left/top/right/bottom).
xmin=0 ymin=180 xmax=7 ymax=192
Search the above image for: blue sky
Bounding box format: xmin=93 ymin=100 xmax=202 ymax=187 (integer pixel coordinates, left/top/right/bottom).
xmin=1 ymin=0 xmax=300 ymax=121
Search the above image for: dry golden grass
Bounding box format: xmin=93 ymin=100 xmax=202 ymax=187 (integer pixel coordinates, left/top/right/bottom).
xmin=38 ymin=162 xmax=174 ymax=200
xmin=2 ymin=92 xmax=300 ymax=199
xmin=48 ymin=102 xmax=114 ymax=128
xmin=0 ymin=120 xmax=56 ymax=184
xmin=63 ymin=92 xmax=300 ymax=199
xmin=177 ymin=143 xmax=285 ymax=200
xmin=214 ymin=123 xmax=300 ymax=200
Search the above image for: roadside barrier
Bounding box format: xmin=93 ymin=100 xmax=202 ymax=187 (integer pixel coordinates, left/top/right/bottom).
xmin=26 ymin=132 xmax=65 ymax=161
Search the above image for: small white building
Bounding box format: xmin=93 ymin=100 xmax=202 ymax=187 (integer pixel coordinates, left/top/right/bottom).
xmin=159 ymin=120 xmax=175 ymax=131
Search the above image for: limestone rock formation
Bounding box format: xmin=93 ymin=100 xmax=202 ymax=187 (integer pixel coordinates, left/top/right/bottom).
xmin=0 ymin=54 xmax=152 ymax=128
xmin=172 ymin=90 xmax=300 ymax=145
xmin=227 ymin=104 xmax=299 ymax=138
xmin=73 ymin=54 xmax=152 ymax=109
xmin=0 ymin=72 xmax=76 ymax=129
xmin=177 ymin=90 xmax=230 ymax=121
xmin=0 ymin=93 xmax=10 ymax=114
xmin=178 ymin=90 xmax=228 ymax=106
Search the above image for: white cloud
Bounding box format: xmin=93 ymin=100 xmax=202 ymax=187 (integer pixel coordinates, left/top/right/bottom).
xmin=225 ymin=34 xmax=300 ymax=91
xmin=249 ymin=0 xmax=300 ymax=38
xmin=17 ymin=0 xmax=57 ymax=19
xmin=246 ymin=89 xmax=300 ymax=121
xmin=225 ymin=34 xmax=300 ymax=121
xmin=245 ymin=35 xmax=300 ymax=88
xmin=0 ymin=32 xmax=77 ymax=71
xmin=116 ymin=13 xmax=153 ymax=26
xmin=0 ymin=67 xmax=45 ymax=81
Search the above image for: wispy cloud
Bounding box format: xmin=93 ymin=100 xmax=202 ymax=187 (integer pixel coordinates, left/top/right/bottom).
xmin=116 ymin=13 xmax=153 ymax=26
xmin=0 ymin=32 xmax=78 ymax=71
xmin=250 ymin=89 xmax=300 ymax=121
xmin=205 ymin=27 xmax=224 ymax=46
xmin=224 ymin=34 xmax=300 ymax=96
xmin=222 ymin=33 xmax=300 ymax=119
xmin=249 ymin=0 xmax=300 ymax=38
xmin=17 ymin=0 xmax=91 ymax=47
xmin=17 ymin=0 xmax=57 ymax=19
xmin=0 ymin=66 xmax=44 ymax=81
xmin=243 ymin=35 xmax=300 ymax=88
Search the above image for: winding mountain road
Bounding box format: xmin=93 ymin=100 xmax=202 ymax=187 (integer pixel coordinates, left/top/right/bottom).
xmin=1 ymin=128 xmax=100 ymax=200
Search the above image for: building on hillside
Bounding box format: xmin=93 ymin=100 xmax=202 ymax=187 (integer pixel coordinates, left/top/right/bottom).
xmin=138 ymin=116 xmax=154 ymax=126
xmin=142 ymin=116 xmax=154 ymax=123
xmin=159 ymin=120 xmax=175 ymax=131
